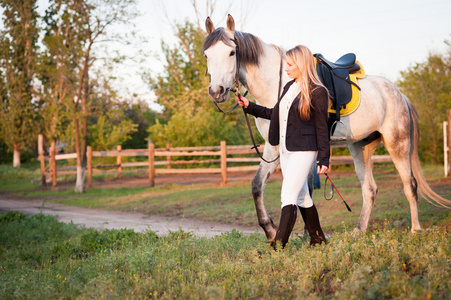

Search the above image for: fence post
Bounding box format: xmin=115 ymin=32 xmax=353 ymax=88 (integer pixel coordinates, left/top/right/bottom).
xmin=166 ymin=142 xmax=172 ymax=169
xmin=38 ymin=134 xmax=46 ymax=187
xmin=117 ymin=145 xmax=122 ymax=179
xmin=148 ymin=141 xmax=155 ymax=187
xmin=448 ymin=110 xmax=451 ymax=176
xmin=221 ymin=140 xmax=227 ymax=185
xmin=50 ymin=140 xmax=57 ymax=187
xmin=87 ymin=146 xmax=92 ymax=188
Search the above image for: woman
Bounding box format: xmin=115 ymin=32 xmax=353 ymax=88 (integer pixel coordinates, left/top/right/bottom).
xmin=236 ymin=45 xmax=329 ymax=248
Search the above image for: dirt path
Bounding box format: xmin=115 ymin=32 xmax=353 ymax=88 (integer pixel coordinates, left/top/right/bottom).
xmin=0 ymin=171 xmax=284 ymax=237
xmin=0 ymin=197 xmax=261 ymax=238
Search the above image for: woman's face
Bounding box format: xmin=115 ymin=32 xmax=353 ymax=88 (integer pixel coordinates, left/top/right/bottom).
xmin=285 ymin=56 xmax=301 ymax=81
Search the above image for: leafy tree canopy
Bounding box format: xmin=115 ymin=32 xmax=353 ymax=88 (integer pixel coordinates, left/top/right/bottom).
xmin=397 ymin=43 xmax=451 ymax=164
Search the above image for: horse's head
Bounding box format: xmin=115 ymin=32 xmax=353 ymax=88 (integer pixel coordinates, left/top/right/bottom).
xmin=203 ymin=14 xmax=238 ymax=103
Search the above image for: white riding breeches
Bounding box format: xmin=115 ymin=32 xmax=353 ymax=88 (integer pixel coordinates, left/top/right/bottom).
xmin=279 ymin=150 xmax=317 ymax=208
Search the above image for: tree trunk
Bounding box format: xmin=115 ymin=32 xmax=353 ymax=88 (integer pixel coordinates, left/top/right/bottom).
xmin=13 ymin=142 xmax=21 ymax=168
xmin=74 ymin=164 xmax=85 ymax=193
xmin=74 ymin=116 xmax=86 ymax=193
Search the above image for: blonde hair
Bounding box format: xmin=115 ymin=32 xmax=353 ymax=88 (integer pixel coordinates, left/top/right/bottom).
xmin=286 ymin=45 xmax=327 ymax=121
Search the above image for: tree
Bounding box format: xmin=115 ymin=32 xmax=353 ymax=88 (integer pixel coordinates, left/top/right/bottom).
xmin=41 ymin=0 xmax=138 ymax=193
xmin=85 ymin=76 xmax=138 ymax=151
xmin=397 ymin=45 xmax=451 ymax=164
xmin=122 ymin=99 xmax=158 ymax=149
xmin=39 ymin=0 xmax=85 ymax=151
xmin=0 ymin=0 xmax=39 ymax=167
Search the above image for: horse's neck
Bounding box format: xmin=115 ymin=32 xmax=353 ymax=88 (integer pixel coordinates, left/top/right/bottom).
xmin=240 ymin=43 xmax=289 ymax=108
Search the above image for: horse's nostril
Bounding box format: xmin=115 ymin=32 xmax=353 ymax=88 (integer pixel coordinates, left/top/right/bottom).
xmin=219 ymin=86 xmax=224 ymax=95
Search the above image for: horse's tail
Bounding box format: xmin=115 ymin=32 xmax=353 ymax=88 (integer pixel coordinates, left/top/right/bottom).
xmin=407 ymin=97 xmax=451 ymax=208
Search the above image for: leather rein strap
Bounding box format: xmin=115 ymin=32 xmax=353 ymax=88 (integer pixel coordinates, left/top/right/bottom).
xmin=241 ymin=45 xmax=283 ymax=164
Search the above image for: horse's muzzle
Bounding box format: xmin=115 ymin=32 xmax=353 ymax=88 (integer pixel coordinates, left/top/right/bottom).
xmin=209 ymin=86 xmax=230 ymax=103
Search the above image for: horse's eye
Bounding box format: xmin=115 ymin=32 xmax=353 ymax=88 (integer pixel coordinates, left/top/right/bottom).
xmin=230 ymin=51 xmax=235 ymax=57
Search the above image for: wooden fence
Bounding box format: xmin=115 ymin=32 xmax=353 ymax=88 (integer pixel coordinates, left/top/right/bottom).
xmin=38 ymin=135 xmax=392 ymax=187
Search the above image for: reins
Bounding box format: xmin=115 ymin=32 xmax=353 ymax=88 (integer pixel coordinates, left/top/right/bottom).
xmin=240 ymin=51 xmax=283 ymax=164
xmin=211 ymin=39 xmax=284 ymax=164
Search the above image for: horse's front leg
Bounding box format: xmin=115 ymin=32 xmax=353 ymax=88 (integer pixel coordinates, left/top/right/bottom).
xmin=348 ymin=138 xmax=381 ymax=236
xmin=251 ymin=142 xmax=279 ymax=241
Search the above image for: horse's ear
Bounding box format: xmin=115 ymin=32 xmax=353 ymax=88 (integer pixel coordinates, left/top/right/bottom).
xmin=206 ymin=17 xmax=214 ymax=34
xmin=226 ymin=14 xmax=235 ymax=32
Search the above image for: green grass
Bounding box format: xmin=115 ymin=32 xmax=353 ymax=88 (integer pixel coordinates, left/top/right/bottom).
xmin=0 ymin=163 xmax=41 ymax=191
xmin=0 ymin=211 xmax=449 ymax=299
xmin=1 ymin=163 xmax=450 ymax=233
xmin=1 ymin=163 xmax=450 ymax=298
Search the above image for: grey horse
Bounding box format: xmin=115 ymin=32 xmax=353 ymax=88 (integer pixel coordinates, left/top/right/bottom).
xmin=203 ymin=14 xmax=451 ymax=240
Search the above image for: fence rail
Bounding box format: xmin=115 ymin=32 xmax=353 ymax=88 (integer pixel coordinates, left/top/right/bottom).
xmin=38 ymin=135 xmax=392 ymax=187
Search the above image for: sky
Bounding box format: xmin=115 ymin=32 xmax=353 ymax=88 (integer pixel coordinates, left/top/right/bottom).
xmin=28 ymin=0 xmax=451 ymax=109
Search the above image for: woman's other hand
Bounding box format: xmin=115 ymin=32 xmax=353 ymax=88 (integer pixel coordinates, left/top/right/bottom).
xmin=236 ymin=96 xmax=249 ymax=108
xmin=317 ymin=164 xmax=328 ymax=175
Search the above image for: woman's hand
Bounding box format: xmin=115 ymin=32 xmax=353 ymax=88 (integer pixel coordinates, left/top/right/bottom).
xmin=236 ymin=96 xmax=249 ymax=108
xmin=317 ymin=164 xmax=328 ymax=175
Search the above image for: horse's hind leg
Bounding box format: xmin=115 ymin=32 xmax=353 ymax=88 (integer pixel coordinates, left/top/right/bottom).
xmin=381 ymin=133 xmax=421 ymax=232
xmin=349 ymin=137 xmax=381 ymax=234
xmin=251 ymin=144 xmax=279 ymax=241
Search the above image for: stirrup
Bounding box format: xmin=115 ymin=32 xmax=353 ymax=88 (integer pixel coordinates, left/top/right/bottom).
xmin=330 ymin=120 xmax=348 ymax=142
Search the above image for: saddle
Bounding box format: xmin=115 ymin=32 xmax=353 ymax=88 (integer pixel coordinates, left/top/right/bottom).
xmin=314 ymin=53 xmax=365 ymax=139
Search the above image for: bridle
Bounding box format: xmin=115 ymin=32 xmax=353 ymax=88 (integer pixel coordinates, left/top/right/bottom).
xmin=207 ymin=37 xmax=243 ymax=114
xmin=206 ymin=38 xmax=284 ymax=164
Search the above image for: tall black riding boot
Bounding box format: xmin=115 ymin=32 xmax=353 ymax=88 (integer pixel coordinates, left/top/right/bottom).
xmin=298 ymin=205 xmax=327 ymax=246
xmin=271 ymin=204 xmax=297 ymax=249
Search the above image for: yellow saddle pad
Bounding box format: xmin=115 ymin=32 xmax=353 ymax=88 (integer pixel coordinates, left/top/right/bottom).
xmin=328 ymin=61 xmax=365 ymax=116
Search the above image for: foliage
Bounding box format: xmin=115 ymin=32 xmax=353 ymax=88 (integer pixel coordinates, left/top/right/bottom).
xmin=38 ymin=0 xmax=86 ymax=143
xmin=149 ymin=21 xmax=208 ymax=114
xmin=122 ymin=100 xmax=158 ymax=149
xmin=88 ymin=114 xmax=137 ymax=151
xmin=397 ymin=45 xmax=451 ymax=164
xmin=148 ymin=103 xmax=249 ymax=147
xmin=0 ymin=0 xmax=151 ymax=170
xmin=0 ymin=139 xmax=12 ymax=164
xmin=59 ymin=113 xmax=137 ymax=153
xmin=0 ymin=0 xmax=40 ymax=165
xmin=39 ymin=0 xmax=140 ymax=193
xmin=0 ymin=212 xmax=449 ymax=299
xmin=58 ymin=77 xmax=139 ymax=152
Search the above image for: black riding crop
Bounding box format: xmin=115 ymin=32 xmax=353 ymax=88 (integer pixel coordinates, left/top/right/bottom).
xmin=324 ymin=172 xmax=352 ymax=212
